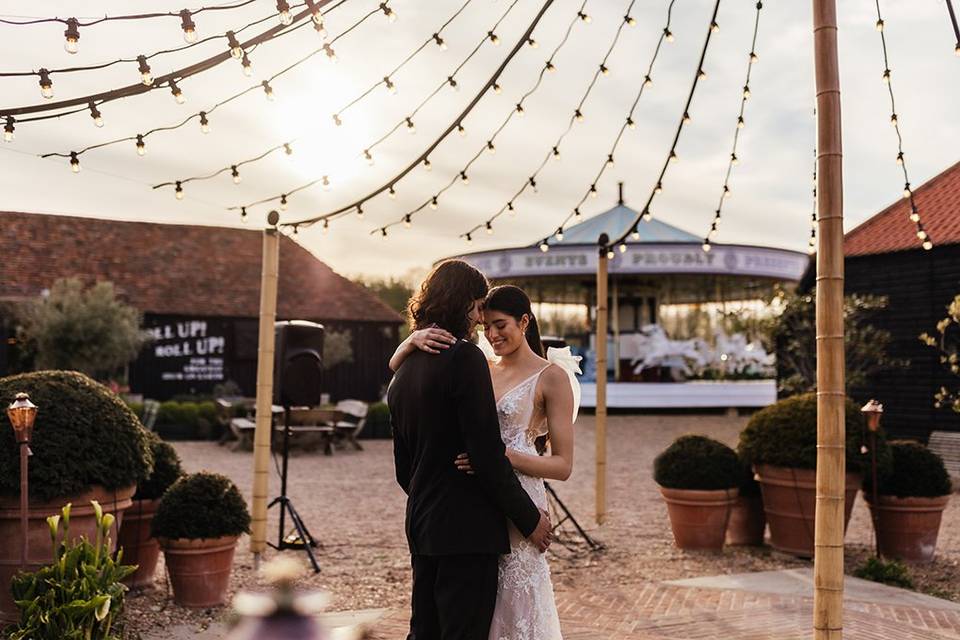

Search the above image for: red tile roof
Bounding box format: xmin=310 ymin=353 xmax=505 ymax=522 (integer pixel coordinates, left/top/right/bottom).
xmin=0 ymin=212 xmax=403 ymax=324
xmin=845 ymin=159 xmax=960 ymax=257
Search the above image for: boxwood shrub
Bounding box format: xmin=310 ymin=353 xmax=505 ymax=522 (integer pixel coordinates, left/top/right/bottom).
xmin=0 ymin=370 xmax=153 ymax=502
xmin=738 ymin=392 xmax=889 ymax=474
xmin=654 ymin=435 xmax=741 ymax=490
xmin=864 ymin=441 xmax=952 ymax=498
xmin=134 ymin=431 xmax=185 ymax=501
xmin=152 ymin=472 xmax=251 ymax=540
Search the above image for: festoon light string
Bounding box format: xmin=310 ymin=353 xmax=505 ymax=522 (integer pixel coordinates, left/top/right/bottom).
xmin=170 ymin=0 xmax=518 ymax=200
xmin=700 ymin=1 xmax=762 ymax=253
xmin=873 ymin=0 xmax=933 ymax=250
xmin=455 ymin=0 xmax=676 ymax=245
xmin=280 ymin=0 xmax=560 ymax=233
xmin=603 ymin=0 xmax=721 ymax=256
xmin=946 ymin=0 xmax=960 ymax=56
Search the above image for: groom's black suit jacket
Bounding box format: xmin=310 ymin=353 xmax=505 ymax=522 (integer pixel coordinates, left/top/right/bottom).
xmin=389 ymin=339 xmax=541 ymax=556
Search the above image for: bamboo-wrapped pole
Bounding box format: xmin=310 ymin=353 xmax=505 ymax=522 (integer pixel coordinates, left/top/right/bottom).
xmin=250 ymin=215 xmax=281 ymax=562
xmin=812 ymin=1 xmax=845 ymax=638
xmin=595 ymin=234 xmax=609 ymax=525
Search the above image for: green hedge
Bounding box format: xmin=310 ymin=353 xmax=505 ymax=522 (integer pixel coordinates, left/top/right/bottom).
xmin=654 ymin=435 xmax=741 ymax=490
xmin=152 ymin=472 xmax=251 ymax=540
xmin=363 ymin=402 xmax=392 ymax=439
xmin=135 ymin=431 xmax=185 ymax=501
xmin=864 ymin=441 xmax=952 ymax=498
xmin=155 ymin=400 xmax=218 ymax=439
xmin=0 ymin=370 xmax=153 ymax=502
xmin=738 ymin=393 xmax=889 ymax=474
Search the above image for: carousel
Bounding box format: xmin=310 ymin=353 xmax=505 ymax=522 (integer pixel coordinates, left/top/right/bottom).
xmin=455 ymin=185 xmax=810 ymax=409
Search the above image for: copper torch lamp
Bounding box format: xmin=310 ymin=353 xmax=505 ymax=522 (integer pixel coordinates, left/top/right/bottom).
xmin=7 ymin=392 xmax=38 ymax=569
xmin=861 ymin=399 xmax=883 ymax=557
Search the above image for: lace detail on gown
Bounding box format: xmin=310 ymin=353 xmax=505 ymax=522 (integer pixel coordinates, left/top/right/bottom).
xmin=488 ymin=367 xmax=563 ymax=640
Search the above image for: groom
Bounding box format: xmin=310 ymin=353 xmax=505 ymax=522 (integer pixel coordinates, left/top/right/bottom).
xmin=388 ymin=259 xmax=553 ymax=640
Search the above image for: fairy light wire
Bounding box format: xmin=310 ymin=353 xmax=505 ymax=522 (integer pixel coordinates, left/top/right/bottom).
xmin=607 ymin=0 xmax=722 ymax=250
xmin=372 ymin=0 xmax=596 ymax=237
xmin=0 ymin=0 xmax=262 ymax=27
xmin=280 ymin=0 xmax=559 ymax=229
xmin=700 ymin=1 xmax=762 ymax=252
xmin=184 ymin=0 xmax=520 ymax=195
xmin=946 ymin=0 xmax=960 ymax=55
xmin=874 ymin=0 xmax=933 ymax=250
xmin=454 ymin=0 xmax=674 ymax=241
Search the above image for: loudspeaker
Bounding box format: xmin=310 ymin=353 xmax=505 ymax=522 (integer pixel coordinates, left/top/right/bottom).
xmin=274 ymin=320 xmax=325 ymax=407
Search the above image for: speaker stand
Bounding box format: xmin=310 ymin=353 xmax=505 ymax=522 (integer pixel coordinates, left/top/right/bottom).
xmin=545 ymin=481 xmax=602 ymax=552
xmin=267 ymin=407 xmax=321 ymax=573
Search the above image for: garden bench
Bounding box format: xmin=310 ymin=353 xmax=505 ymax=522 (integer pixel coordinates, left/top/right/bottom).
xmin=228 ymin=408 xmax=340 ymax=455
xmin=333 ymin=399 xmax=369 ymax=451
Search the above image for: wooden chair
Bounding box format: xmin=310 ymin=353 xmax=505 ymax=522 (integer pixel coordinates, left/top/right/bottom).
xmin=333 ymin=400 xmax=369 ymax=451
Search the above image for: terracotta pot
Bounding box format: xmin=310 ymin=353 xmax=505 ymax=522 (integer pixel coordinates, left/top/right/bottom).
xmin=0 ymin=484 xmax=136 ymax=623
xmin=866 ymin=494 xmax=951 ymax=563
xmin=159 ymin=535 xmax=239 ymax=608
xmin=754 ymin=464 xmax=860 ymax=558
xmin=726 ymin=494 xmax=766 ymax=546
xmin=117 ymin=498 xmax=161 ymax=588
xmin=659 ymin=486 xmax=738 ymax=551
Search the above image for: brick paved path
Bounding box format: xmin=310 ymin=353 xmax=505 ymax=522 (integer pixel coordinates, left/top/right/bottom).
xmin=365 ymin=572 xmax=960 ymax=639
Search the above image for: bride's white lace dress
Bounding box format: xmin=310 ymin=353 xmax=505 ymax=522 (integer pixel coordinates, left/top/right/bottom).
xmin=488 ymin=363 xmax=564 ymax=640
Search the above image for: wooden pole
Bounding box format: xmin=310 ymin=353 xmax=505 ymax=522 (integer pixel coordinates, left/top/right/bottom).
xmin=250 ymin=216 xmax=281 ymax=563
xmin=612 ymin=277 xmax=621 ymax=382
xmin=595 ymin=234 xmax=609 ymax=525
xmin=812 ymin=2 xmax=845 ymax=638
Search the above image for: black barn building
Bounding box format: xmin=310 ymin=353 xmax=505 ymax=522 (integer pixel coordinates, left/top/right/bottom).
xmin=0 ymin=212 xmax=404 ymax=402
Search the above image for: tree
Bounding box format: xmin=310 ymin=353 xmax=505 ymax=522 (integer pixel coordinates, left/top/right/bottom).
xmin=323 ymin=329 xmax=354 ymax=370
xmin=920 ymin=293 xmax=960 ymax=414
xmin=352 ymin=275 xmax=414 ymax=317
xmin=16 ymin=278 xmax=149 ymax=379
xmin=772 ymin=289 xmax=900 ymax=397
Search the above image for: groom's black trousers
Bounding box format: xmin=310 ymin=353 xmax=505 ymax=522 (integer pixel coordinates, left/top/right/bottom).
xmin=408 ymin=553 xmax=499 ymax=640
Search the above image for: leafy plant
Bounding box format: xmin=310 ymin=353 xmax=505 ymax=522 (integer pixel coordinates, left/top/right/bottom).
xmin=853 ymin=557 xmax=914 ymax=589
xmin=9 ymin=501 xmax=136 ymax=640
xmin=919 ymin=293 xmax=960 ymax=414
xmin=0 ymin=370 xmax=153 ymax=502
xmin=738 ymin=392 xmax=889 ymax=474
xmin=864 ymin=441 xmax=953 ymax=498
xmin=134 ymin=432 xmax=185 ymax=501
xmin=653 ymin=435 xmax=741 ymax=490
xmin=15 ymin=278 xmax=150 ymax=379
xmin=772 ymin=290 xmax=901 ymax=397
xmin=152 ymin=472 xmax=251 ymax=540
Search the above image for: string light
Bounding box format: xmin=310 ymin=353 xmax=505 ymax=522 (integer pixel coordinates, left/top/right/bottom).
xmin=137 ymin=55 xmax=154 ymax=85
xmin=873 ymin=0 xmax=933 ymax=249
xmin=404 ymin=214 xmax=412 ymax=228
xmin=556 ymin=227 xmax=564 ymax=241
xmin=574 ymin=109 xmax=584 ymax=122
xmin=280 ymin=194 xmax=288 ymax=210
xmin=430 ymin=196 xmax=439 ymax=210
xmin=486 ymin=140 xmax=496 ymax=154
xmin=457 ymin=123 xmax=467 ymax=136
xmin=231 ymin=165 xmax=241 ymax=183
xmin=539 ymin=240 xmax=549 ymax=252
xmin=599 ymin=64 xmax=609 ymax=75
xmin=547 ymin=61 xmax=558 ymax=73
xmin=625 ymin=15 xmax=637 ymax=27
xmin=423 ymin=158 xmax=433 ymax=171
xmin=460 ymin=171 xmax=470 ymax=184
xmin=241 ymin=52 xmax=253 ymax=76
xmin=552 ymin=146 xmax=561 ymax=160
xmin=356 ymin=204 xmax=364 ymax=219
xmin=407 ymin=116 xmax=418 ymax=133
xmin=227 ymin=30 xmax=243 ymax=58
xmin=527 ymin=37 xmax=538 ymax=48
xmin=493 ymin=82 xmax=503 ymax=94
xmin=489 ymin=31 xmax=500 ymax=45
xmin=384 ymin=76 xmax=397 ymax=94
xmin=70 ymin=152 xmax=80 ymax=173
xmin=38 ymin=68 xmax=53 ymax=99
xmin=388 ymin=184 xmax=397 ymax=198
xmin=88 ymin=102 xmax=104 ymax=128
xmin=433 ymin=33 xmax=447 ymax=50
xmin=180 ymin=10 xmax=197 ymax=43
xmin=241 ymin=206 xmax=248 ymax=223
xmin=379 ymin=2 xmax=397 ymax=22
xmin=175 ymin=181 xmax=184 ymax=198
xmin=664 ymin=28 xmax=674 ymax=42
xmin=64 ymin=18 xmax=80 ymax=53
xmin=578 ymin=11 xmax=592 ymax=23
xmin=3 ymin=117 xmax=14 ymax=143
xmin=276 ymin=0 xmax=293 ymax=26
xmin=323 ymin=43 xmax=338 ymax=62
xmin=486 ymin=221 xmax=494 ymax=235
xmin=516 ymin=103 xmax=526 ymax=117
xmin=262 ymin=80 xmax=275 ymax=101
xmin=136 ymin=134 xmax=146 ymax=156
xmin=448 ymin=76 xmax=459 ymax=91
xmin=507 ymin=202 xmax=516 ymax=216
xmin=199 ymin=111 xmax=210 ymax=133
xmin=169 ymin=79 xmax=185 ymax=104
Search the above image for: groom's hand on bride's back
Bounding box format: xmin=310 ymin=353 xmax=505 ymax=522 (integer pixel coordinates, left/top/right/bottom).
xmin=528 ymin=510 xmax=553 ymax=553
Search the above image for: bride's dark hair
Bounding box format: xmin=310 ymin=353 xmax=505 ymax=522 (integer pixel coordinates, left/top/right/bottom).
xmin=407 ymin=260 xmax=489 ymax=339
xmin=484 ymin=285 xmax=544 ymax=358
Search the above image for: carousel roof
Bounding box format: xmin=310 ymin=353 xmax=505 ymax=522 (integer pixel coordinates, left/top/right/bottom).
xmin=541 ymin=202 xmax=700 ymax=247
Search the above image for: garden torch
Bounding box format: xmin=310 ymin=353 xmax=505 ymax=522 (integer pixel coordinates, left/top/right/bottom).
xmin=861 ymin=399 xmax=883 ymax=558
xmin=7 ymin=392 xmax=38 ymax=569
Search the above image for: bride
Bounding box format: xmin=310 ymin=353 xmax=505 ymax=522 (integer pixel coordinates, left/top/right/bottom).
xmin=390 ymin=284 xmax=580 ymax=640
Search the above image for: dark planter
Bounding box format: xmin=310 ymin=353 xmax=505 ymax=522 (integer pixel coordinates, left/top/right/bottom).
xmin=754 ymin=464 xmax=860 ymax=558
xmin=0 ymin=484 xmax=136 ymax=622
xmin=159 ymin=535 xmax=239 ymax=608
xmin=866 ymin=494 xmax=951 ymax=563
xmin=726 ymin=494 xmax=766 ymax=546
xmin=117 ymin=497 xmax=161 ymax=588
xmin=659 ymin=486 xmax=738 ymax=551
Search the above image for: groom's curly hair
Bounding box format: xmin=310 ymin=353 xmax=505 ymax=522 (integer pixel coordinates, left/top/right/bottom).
xmin=408 ymin=260 xmax=489 ymax=339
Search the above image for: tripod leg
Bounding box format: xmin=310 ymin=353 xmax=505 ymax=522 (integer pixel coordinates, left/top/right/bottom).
xmin=545 ymin=482 xmax=602 ymax=550
xmin=286 ymin=501 xmax=321 ymax=550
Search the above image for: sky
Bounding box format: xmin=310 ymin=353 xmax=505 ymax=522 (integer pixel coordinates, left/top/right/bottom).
xmin=1 ymin=0 xmax=957 ymax=280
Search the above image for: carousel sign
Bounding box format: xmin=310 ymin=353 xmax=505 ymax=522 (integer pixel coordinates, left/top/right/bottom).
xmin=459 ymin=243 xmax=808 ymax=281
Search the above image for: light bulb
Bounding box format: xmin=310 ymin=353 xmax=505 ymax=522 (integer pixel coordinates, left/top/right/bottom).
xmin=322 ymin=175 xmax=331 ymax=190
xmin=573 ymin=207 xmax=581 ymax=218
xmin=665 ymin=28 xmax=674 ymax=42
xmin=606 ymin=249 xmax=615 ymax=260
xmin=711 ymin=20 xmax=719 ymax=32
xmin=627 ymin=117 xmax=636 ymax=129
xmin=876 ymin=19 xmax=884 ymax=32
xmin=643 ymin=209 xmax=653 ymax=221
xmin=882 ymin=69 xmax=890 ymax=84
xmin=955 ymin=42 xmax=960 ymax=56
xmin=643 ymin=74 xmax=652 ymax=87
xmin=552 ymin=146 xmax=561 ymax=160
xmin=669 ymin=150 xmax=678 ymax=163
xmin=731 ymin=153 xmax=739 ymax=165
xmin=199 ymin=112 xmax=210 ymax=134
xmin=539 ymin=241 xmax=549 ymax=253
xmin=460 ymin=171 xmax=469 ymax=184
xmin=404 ymin=214 xmax=412 ymax=228
xmin=486 ymin=140 xmax=496 ymax=154
xmin=241 ymin=207 xmax=248 ymax=223
xmin=232 ymin=166 xmax=241 ymax=183
xmin=457 ymin=123 xmax=466 ymax=136
xmin=723 ymin=185 xmax=731 ymax=198
xmin=917 ymin=229 xmax=927 ymax=240
xmin=333 ymin=114 xmax=343 ymax=126
xmin=3 ymin=117 xmax=14 ymax=143
xmin=702 ymin=242 xmax=711 ymax=253
xmin=896 ymin=152 xmax=904 ymax=165
xmin=486 ymin=222 xmax=494 ymax=235
xmin=136 ymin=135 xmax=146 ymax=156
xmin=890 ymin=113 xmax=898 ymax=126
xmin=180 ymin=10 xmax=197 ymax=43
xmin=589 ymin=184 xmax=598 ymax=198
xmin=488 ymin=31 xmax=499 ymax=45
xmin=750 ymin=51 xmax=758 ymax=63
xmin=284 ymin=143 xmax=293 ymax=156
xmin=574 ymin=109 xmax=584 ymax=122
xmin=433 ymin=33 xmax=447 ymax=50
xmin=364 ymin=149 xmax=374 ymax=165
xmin=430 ymin=196 xmax=439 ymax=210
xmin=547 ymin=61 xmax=557 ymax=73
xmin=323 ymin=219 xmax=329 ymax=234
xmin=467 ymin=234 xmax=474 ymax=244
xmin=606 ymin=154 xmax=614 ymax=166
xmin=923 ymin=240 xmax=933 ymax=250
xmin=631 ymin=228 xmax=640 ymax=241
xmin=70 ymin=152 xmax=80 ymax=173
xmin=227 ymin=31 xmax=243 ymax=59
xmin=314 ymin=20 xmax=327 ymax=38
xmin=902 ymin=184 xmax=911 ymax=198
xmin=380 ymin=2 xmax=397 ymax=22
xmin=262 ymin=81 xmax=274 ymax=101
xmin=448 ymin=76 xmax=459 ymax=91
xmin=910 ymin=211 xmax=920 ymax=223
xmin=507 ymin=202 xmax=516 ymax=216
xmin=599 ymin=64 xmax=609 ymax=76
xmin=578 ymin=11 xmax=591 ymax=23
xmin=743 ymin=85 xmax=751 ymax=99
xmin=683 ymin=111 xmax=692 ymax=124
xmin=698 ymin=68 xmax=707 ymax=80
xmin=493 ymin=83 xmax=502 ymax=94
xmin=89 ymin=102 xmax=103 ymax=128
xmin=625 ymin=15 xmax=637 ymax=27
xmin=527 ymin=37 xmax=538 ymax=48
xmin=170 ymin=80 xmax=185 ymax=104
xmin=242 ymin=53 xmax=253 ymax=76
xmin=39 ymin=68 xmax=54 ymax=99
xmin=64 ymin=18 xmax=80 ymax=54
xmin=737 ymin=116 xmax=745 ymax=129
xmin=515 ymin=104 xmax=525 ymax=117
xmin=556 ymin=227 xmax=564 ymax=241
xmin=618 ymin=243 xmax=627 ymax=254
xmin=277 ymin=0 xmax=293 ymax=25
xmin=388 ymin=185 xmax=397 ymax=199
xmin=654 ymin=182 xmax=662 ymax=195
xmin=380 ymin=228 xmax=388 ymax=240
xmin=384 ymin=76 xmax=397 ymax=94
xmin=323 ymin=43 xmax=338 ymax=62
xmin=356 ymin=204 xmax=364 ymax=219
xmin=138 ymin=55 xmax=153 ymax=86
xmin=280 ymin=194 xmax=288 ymax=211
xmin=175 ymin=182 xmax=184 ymax=199
xmin=423 ymin=158 xmax=432 ymax=171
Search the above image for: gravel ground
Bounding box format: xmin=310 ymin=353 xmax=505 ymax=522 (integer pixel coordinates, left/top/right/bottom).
xmin=123 ymin=413 xmax=960 ymax=637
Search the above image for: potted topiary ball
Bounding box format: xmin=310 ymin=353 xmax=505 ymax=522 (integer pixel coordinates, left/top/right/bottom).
xmin=118 ymin=431 xmax=184 ymax=588
xmin=738 ymin=392 xmax=888 ymax=557
xmin=0 ymin=370 xmax=152 ymax=621
xmin=726 ymin=452 xmax=766 ymax=546
xmin=864 ymin=441 xmax=953 ymax=563
xmin=654 ymin=435 xmax=741 ymax=551
xmin=152 ymin=472 xmax=251 ymax=607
